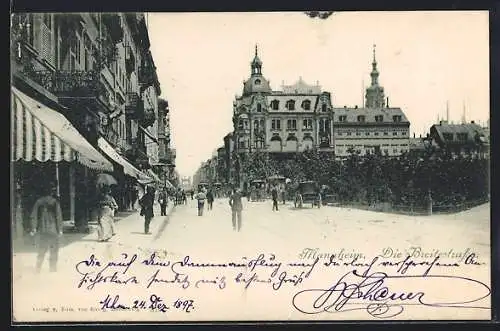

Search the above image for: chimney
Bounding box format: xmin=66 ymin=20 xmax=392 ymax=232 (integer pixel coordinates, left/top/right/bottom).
xmin=413 ymin=133 xmax=415 ymax=138
xmin=355 ymin=105 xmax=358 ymax=109
xmin=419 ymin=134 xmax=422 ymax=138
xmin=344 ymin=105 xmax=347 ymax=109
xmin=386 ymin=97 xmax=389 ymax=108
xmin=471 ymin=120 xmax=475 ymax=124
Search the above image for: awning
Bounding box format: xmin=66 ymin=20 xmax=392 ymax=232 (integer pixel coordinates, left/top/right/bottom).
xmin=147 ymin=169 xmax=162 ymax=183
xmin=139 ymin=125 xmax=158 ymax=144
xmin=98 ymin=137 xmax=149 ymax=179
xmin=11 ymin=87 xmax=113 ymax=172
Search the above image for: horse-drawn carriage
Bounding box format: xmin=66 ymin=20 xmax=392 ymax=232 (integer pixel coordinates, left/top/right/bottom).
xmin=294 ymin=181 xmax=322 ymax=208
xmin=250 ymin=179 xmax=267 ymax=201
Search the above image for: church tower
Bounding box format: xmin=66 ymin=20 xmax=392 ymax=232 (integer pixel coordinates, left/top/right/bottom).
xmin=365 ymin=44 xmax=386 ymax=108
xmin=242 ymin=45 xmax=272 ymax=96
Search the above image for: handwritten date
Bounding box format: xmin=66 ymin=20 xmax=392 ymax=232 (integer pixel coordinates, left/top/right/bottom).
xmin=99 ymin=294 xmax=194 ymax=313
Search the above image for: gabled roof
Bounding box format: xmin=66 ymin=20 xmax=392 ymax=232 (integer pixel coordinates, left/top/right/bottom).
xmin=431 ymin=123 xmax=489 ymax=145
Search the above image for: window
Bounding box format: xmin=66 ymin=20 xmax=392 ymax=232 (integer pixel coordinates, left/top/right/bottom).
xmin=374 ymin=132 xmax=379 ymax=136
xmin=271 ymin=100 xmax=279 ymax=110
xmin=357 ymin=115 xmax=366 ymax=123
xmin=254 ymin=120 xmax=259 ymax=130
xmin=271 ymin=119 xmax=281 ymax=130
xmin=402 ymin=131 xmax=407 ymax=135
xmin=43 ymin=13 xmax=52 ymax=29
xmin=443 ymin=133 xmax=454 ymax=141
xmin=393 ymin=115 xmax=402 ymax=123
xmin=75 ymin=33 xmax=82 ymax=68
xmin=393 ymin=149 xmax=398 ymax=154
xmin=302 ymin=100 xmax=311 ymax=110
xmin=321 ymin=104 xmax=327 ymax=112
xmin=375 ymin=115 xmax=384 ymax=122
xmin=260 ymin=119 xmax=265 ymax=129
xmin=457 ymin=133 xmax=468 ymax=141
xmin=383 ymin=131 xmax=388 ymax=136
xmin=365 ymin=132 xmax=370 ymax=136
xmin=393 ymin=132 xmax=398 ymax=136
xmin=337 ymin=132 xmax=342 ymax=136
xmin=338 ymin=115 xmax=347 ymax=122
xmin=254 ymin=137 xmax=265 ymax=149
xmin=303 ymin=118 xmax=313 ymax=130
xmin=256 ymin=103 xmax=262 ymax=112
xmin=239 ymin=141 xmax=246 ymax=149
xmin=238 ymin=120 xmax=244 ymax=130
xmin=255 ymin=79 xmax=261 ymax=85
xmin=287 ymin=119 xmax=297 ymax=130
xmin=356 ymin=132 xmax=361 ymax=136
xmin=286 ymin=100 xmax=295 ymax=110
xmin=347 ymin=132 xmax=352 ymax=136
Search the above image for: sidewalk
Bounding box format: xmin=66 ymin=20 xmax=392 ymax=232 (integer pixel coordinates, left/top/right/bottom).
xmin=12 ymin=202 xmax=176 ymax=256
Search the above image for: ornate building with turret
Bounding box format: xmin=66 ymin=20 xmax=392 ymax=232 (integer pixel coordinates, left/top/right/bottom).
xmin=232 ymin=46 xmax=335 ymax=157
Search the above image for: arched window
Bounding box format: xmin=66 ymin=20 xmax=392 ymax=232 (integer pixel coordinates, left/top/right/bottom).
xmin=302 ymin=100 xmax=311 ymax=110
xmin=269 ymin=135 xmax=282 ymax=152
xmin=302 ymin=135 xmax=314 ymax=151
xmin=238 ymin=119 xmax=244 ymax=130
xmin=255 ymin=79 xmax=261 ymax=85
xmin=259 ymin=119 xmax=265 ymax=129
xmin=271 ymin=100 xmax=279 ymax=110
xmin=256 ymin=103 xmax=262 ymax=112
xmin=254 ymin=136 xmax=265 ymax=149
xmin=284 ymin=135 xmax=298 ymax=152
xmin=286 ymin=100 xmax=295 ymax=110
xmin=254 ymin=120 xmax=259 ymax=130
xmin=321 ymin=104 xmax=327 ymax=112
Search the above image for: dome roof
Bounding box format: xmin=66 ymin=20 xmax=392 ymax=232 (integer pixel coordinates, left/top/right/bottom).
xmin=252 ymin=55 xmax=262 ymax=66
xmin=243 ymin=76 xmax=272 ymax=96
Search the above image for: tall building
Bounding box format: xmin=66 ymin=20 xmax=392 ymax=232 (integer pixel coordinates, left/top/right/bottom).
xmin=232 ymin=46 xmax=334 ymax=156
xmin=333 ymin=45 xmax=410 ymax=157
xmin=10 ymin=13 xmax=168 ymax=234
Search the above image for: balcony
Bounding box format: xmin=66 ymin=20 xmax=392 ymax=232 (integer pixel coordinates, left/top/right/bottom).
xmin=26 ymin=70 xmax=110 ymax=108
xmin=140 ymin=109 xmax=156 ymax=128
xmin=138 ymin=65 xmax=155 ymax=92
xmin=124 ymin=46 xmax=136 ymax=74
xmin=125 ymin=92 xmax=143 ymax=119
xmin=102 ymin=13 xmax=124 ymax=44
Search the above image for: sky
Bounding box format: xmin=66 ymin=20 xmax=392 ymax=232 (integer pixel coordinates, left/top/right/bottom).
xmin=147 ymin=11 xmax=489 ymax=179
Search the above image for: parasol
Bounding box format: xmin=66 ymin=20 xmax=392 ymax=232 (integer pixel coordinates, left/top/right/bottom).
xmin=96 ymin=173 xmax=118 ymax=186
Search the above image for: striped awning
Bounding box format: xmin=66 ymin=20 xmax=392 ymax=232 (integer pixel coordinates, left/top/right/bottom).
xmin=98 ymin=137 xmax=148 ymax=179
xmin=11 ymin=87 xmax=113 ymax=172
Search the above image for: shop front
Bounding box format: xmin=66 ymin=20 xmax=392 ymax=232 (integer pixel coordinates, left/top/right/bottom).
xmin=11 ymin=87 xmax=114 ymax=239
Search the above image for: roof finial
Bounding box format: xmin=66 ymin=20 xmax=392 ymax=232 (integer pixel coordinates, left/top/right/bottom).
xmin=255 ymin=44 xmax=258 ymax=57
xmin=373 ymin=44 xmax=377 ymax=62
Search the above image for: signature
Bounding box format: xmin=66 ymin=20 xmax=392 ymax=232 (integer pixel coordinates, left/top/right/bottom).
xmin=292 ymin=270 xmax=491 ymax=318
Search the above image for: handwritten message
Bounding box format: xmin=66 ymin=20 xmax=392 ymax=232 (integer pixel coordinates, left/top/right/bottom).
xmin=65 ymin=247 xmax=491 ymax=319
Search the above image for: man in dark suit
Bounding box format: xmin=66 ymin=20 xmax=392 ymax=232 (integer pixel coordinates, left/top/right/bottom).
xmin=229 ymin=188 xmax=244 ymax=231
xmin=30 ymin=182 xmax=63 ymax=273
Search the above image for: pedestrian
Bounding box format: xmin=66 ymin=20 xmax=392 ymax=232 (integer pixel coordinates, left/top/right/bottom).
xmin=131 ymin=187 xmax=139 ymax=210
xmin=271 ymin=185 xmax=279 ymax=211
xmin=195 ymin=189 xmax=206 ymax=216
xmin=206 ymin=189 xmax=214 ymax=210
xmin=158 ymin=188 xmax=168 ymax=216
xmin=139 ymin=186 xmax=155 ymax=234
xmin=29 ymin=182 xmax=63 ymax=273
xmin=229 ymin=188 xmax=243 ymax=231
xmin=281 ymin=185 xmax=286 ymax=204
xmin=96 ymin=185 xmax=118 ymax=242
xmin=190 ymin=190 xmax=194 ymax=200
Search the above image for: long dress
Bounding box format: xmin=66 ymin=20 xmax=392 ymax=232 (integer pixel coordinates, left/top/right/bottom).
xmin=97 ymin=195 xmax=117 ymax=241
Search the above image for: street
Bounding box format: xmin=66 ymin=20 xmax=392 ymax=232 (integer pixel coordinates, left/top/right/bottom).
xmin=12 ymin=200 xmax=490 ymax=321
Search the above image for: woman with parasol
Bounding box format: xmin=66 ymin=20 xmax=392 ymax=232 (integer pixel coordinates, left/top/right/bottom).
xmin=96 ymin=185 xmax=118 ymax=242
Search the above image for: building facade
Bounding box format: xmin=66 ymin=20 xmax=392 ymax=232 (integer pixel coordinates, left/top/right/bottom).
xmin=11 ymin=13 xmax=171 ymax=234
xmin=334 ymin=45 xmax=410 ymax=157
xmin=232 ymin=46 xmax=335 ymax=156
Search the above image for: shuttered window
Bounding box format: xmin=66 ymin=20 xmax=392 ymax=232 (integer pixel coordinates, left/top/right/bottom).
xmin=40 ymin=14 xmax=55 ymax=66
